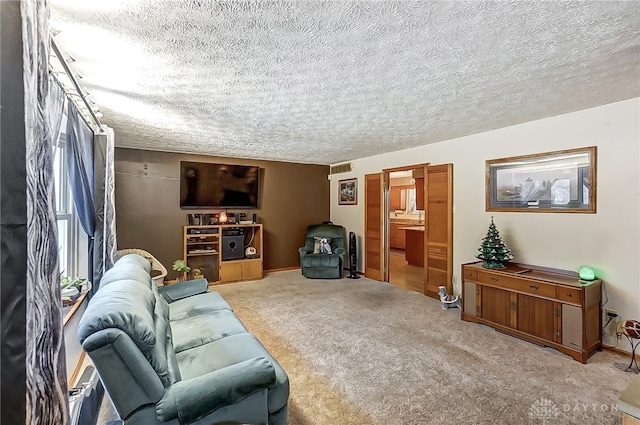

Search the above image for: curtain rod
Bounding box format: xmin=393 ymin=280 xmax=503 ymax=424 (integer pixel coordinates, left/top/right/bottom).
xmin=50 ymin=37 xmax=103 ymax=127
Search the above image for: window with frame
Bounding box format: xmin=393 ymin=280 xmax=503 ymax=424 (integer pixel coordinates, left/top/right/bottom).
xmin=53 ymin=123 xmax=87 ymax=281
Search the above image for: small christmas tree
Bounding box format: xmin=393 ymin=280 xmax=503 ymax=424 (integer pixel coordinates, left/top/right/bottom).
xmin=476 ymin=217 xmax=514 ymax=269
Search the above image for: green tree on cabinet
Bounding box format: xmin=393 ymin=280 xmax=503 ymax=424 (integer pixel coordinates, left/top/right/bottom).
xmin=476 ymin=217 xmax=514 ymax=269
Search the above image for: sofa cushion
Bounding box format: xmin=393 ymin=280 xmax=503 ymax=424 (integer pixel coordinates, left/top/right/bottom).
xmin=78 ymin=279 xmax=157 ymax=351
xmin=170 ymin=310 xmax=248 ymax=353
xmin=101 ymin=264 xmax=152 ymax=289
xmin=117 ymin=253 xmax=152 ymax=274
xmin=176 ymin=333 xmax=289 ymax=413
xmin=169 ymin=291 xmax=233 ymax=321
xmin=146 ymin=313 xmax=172 ymax=387
xmin=302 ymin=253 xmax=340 ymax=268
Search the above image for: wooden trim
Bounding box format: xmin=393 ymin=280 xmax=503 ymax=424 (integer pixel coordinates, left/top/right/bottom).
xmin=63 ymin=291 xmax=88 ymax=328
xmin=68 ymin=351 xmax=87 ymax=386
xmin=603 ymin=344 xmax=640 ymax=362
xmin=383 ymin=163 xmax=430 ymax=174
xmin=265 ymin=266 xmax=300 ymax=273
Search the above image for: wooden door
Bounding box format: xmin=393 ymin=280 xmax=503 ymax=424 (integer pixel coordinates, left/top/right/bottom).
xmin=424 ymin=164 xmax=453 ymax=299
xmin=365 ymin=173 xmax=384 ymax=280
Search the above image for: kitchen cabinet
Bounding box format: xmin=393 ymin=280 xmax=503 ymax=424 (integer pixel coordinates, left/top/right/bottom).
xmin=390 ymin=222 xmax=406 ymax=250
xmin=402 ymin=227 xmax=424 ymax=267
xmin=415 ymin=177 xmax=424 ymax=210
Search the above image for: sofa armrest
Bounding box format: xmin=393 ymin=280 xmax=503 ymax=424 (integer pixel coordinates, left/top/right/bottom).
xmin=157 ymin=278 xmax=208 ymax=303
xmin=156 ymin=357 xmax=276 ymax=423
xmin=298 ymin=247 xmax=311 ymax=263
xmin=334 ymin=247 xmax=345 ymax=257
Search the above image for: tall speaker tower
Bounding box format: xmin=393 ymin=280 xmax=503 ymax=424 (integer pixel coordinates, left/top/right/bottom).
xmin=347 ymin=231 xmax=360 ymax=279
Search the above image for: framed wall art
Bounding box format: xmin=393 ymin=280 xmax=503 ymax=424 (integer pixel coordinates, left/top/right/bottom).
xmin=486 ymin=146 xmax=597 ymax=213
xmin=338 ymin=178 xmax=357 ymax=205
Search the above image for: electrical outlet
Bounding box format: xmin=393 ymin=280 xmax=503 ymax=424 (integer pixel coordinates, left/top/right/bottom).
xmin=606 ymin=308 xmax=618 ymax=318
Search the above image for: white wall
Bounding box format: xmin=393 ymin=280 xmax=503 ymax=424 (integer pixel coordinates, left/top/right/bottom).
xmin=330 ymin=98 xmax=639 ymax=348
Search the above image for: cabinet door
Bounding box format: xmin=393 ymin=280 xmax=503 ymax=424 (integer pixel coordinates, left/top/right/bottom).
xmin=463 ymin=281 xmax=478 ymax=316
xmin=415 ymin=177 xmax=424 ymax=210
xmin=390 ymin=187 xmax=402 ymax=210
xmin=517 ymin=294 xmax=557 ymax=342
xmin=220 ymin=262 xmax=243 ymax=282
xmin=481 ymin=286 xmax=515 ymax=328
xmin=397 ymin=228 xmax=406 ymax=249
xmin=242 ymin=259 xmax=262 ymax=280
xmin=562 ymin=304 xmax=583 ymax=350
xmin=389 ymin=223 xmax=398 ymax=249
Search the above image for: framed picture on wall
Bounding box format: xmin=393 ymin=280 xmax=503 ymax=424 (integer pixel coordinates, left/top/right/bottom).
xmin=339 ymin=178 xmax=357 ymax=205
xmin=486 ymin=146 xmax=597 ymax=213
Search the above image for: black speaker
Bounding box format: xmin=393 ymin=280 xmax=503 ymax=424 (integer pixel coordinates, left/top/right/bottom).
xmin=252 ymin=213 xmax=257 ymax=223
xmin=347 ymin=231 xmax=360 ymax=279
xmin=222 ymin=234 xmax=244 ymax=261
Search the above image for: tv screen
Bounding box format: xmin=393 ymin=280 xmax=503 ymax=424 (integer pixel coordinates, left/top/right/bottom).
xmin=180 ymin=161 xmax=260 ymax=209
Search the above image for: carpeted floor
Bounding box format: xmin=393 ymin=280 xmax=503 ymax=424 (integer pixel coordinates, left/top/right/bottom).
xmin=99 ymin=270 xmax=637 ymax=424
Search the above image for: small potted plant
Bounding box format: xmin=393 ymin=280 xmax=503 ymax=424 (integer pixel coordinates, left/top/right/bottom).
xmin=60 ymin=275 xmax=91 ymax=305
xmin=172 ymin=259 xmax=191 ymax=282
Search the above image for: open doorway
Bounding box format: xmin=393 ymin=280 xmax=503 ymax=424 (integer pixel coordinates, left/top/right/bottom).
xmin=387 ymin=167 xmax=425 ymax=293
xmin=364 ymin=163 xmax=452 ymax=299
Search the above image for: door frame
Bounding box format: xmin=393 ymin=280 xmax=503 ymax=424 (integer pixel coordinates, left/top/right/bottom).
xmin=383 ymin=163 xmax=430 ymax=293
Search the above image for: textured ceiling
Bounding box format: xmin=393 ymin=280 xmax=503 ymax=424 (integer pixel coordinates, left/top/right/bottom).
xmin=50 ymin=1 xmax=639 ymax=165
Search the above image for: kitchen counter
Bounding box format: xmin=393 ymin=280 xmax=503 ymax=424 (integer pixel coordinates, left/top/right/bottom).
xmin=398 ymin=225 xmax=425 ymax=231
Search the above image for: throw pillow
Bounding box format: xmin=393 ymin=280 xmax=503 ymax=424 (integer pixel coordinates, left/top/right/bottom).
xmin=313 ymin=237 xmax=333 ymax=254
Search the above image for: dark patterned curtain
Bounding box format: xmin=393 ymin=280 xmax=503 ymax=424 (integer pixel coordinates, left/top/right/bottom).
xmin=22 ymin=0 xmax=69 ymax=423
xmin=65 ymin=102 xmax=97 ymax=294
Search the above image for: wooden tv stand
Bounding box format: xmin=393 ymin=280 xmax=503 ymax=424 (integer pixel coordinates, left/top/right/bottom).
xmin=461 ymin=261 xmax=602 ymax=363
xmin=183 ymin=224 xmax=263 ymax=285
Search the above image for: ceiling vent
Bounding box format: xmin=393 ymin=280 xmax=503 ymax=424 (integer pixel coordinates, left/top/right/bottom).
xmin=330 ymin=162 xmax=353 ymax=174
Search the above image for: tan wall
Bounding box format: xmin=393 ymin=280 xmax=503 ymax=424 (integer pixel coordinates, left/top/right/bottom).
xmin=115 ymin=148 xmax=330 ymax=277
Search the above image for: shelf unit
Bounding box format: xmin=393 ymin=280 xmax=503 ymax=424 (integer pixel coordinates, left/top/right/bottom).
xmin=461 ymin=261 xmax=601 ymax=363
xmin=183 ymin=224 xmax=263 ymax=285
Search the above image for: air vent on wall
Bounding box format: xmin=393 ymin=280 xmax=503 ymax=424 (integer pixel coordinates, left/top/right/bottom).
xmin=330 ymin=162 xmax=353 ymax=174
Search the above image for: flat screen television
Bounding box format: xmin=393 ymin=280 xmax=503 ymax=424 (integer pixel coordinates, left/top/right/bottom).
xmin=180 ymin=161 xmax=260 ymax=209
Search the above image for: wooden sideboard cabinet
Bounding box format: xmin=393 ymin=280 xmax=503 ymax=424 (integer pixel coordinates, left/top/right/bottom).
xmin=461 ymin=261 xmax=601 ymax=363
xmin=184 ymin=224 xmax=263 ymax=285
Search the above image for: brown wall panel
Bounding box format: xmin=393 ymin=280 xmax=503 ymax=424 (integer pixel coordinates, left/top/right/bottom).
xmin=115 ymin=148 xmax=330 ymax=277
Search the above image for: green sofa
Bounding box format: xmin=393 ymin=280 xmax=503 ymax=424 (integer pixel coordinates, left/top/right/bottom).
xmin=78 ymin=253 xmax=289 ymax=425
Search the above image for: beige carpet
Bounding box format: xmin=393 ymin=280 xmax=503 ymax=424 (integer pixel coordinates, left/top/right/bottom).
xmin=100 ymin=270 xmax=637 ymax=424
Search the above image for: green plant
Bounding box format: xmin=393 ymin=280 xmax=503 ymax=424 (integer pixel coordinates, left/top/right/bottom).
xmin=172 ymin=259 xmax=191 ymax=273
xmin=60 ymin=275 xmax=90 ymax=291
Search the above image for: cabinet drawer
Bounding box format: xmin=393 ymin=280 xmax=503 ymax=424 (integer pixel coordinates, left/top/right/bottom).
xmin=558 ymin=287 xmax=581 ymax=304
xmin=477 ymin=271 xmax=556 ymax=298
xmin=463 ymin=268 xmax=477 ymax=281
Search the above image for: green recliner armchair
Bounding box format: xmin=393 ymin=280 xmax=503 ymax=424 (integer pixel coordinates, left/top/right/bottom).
xmin=299 ymin=223 xmax=346 ymax=279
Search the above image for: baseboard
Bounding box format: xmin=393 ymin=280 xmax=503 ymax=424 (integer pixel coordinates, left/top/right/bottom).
xmin=603 ymin=344 xmax=639 ymax=361
xmin=69 ymin=351 xmax=87 ymax=386
xmin=265 ymin=266 xmax=300 ymax=273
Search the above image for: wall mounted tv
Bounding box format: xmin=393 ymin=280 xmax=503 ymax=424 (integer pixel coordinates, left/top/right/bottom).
xmin=180 ymin=161 xmax=260 ymax=209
